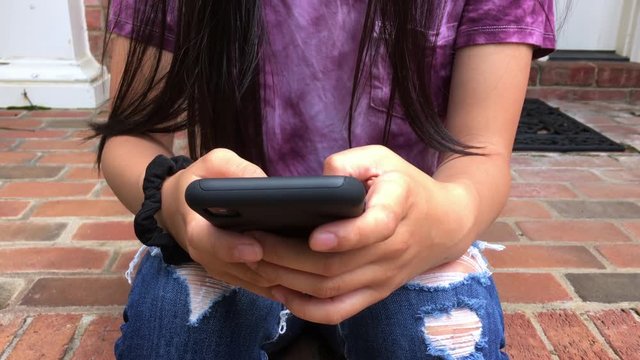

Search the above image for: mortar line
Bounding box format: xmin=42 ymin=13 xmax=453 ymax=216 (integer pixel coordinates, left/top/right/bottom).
xmin=523 ymin=311 xmax=560 ymax=360
xmin=0 ymin=316 xmax=32 ymax=360
xmin=62 ymin=314 xmax=94 ymax=360
xmin=584 ymin=244 xmax=615 ymax=271
xmin=551 ymin=272 xmax=581 ymax=300
xmin=578 ymin=311 xmax=622 ymax=360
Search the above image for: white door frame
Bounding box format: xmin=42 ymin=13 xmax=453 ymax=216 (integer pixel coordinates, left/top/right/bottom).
xmin=618 ymin=0 xmax=640 ymax=61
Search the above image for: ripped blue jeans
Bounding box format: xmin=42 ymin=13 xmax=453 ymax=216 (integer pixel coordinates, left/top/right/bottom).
xmin=115 ymin=243 xmax=509 ymax=359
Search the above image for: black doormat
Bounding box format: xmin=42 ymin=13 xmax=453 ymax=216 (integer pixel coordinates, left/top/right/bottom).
xmin=514 ymin=98 xmax=625 ymax=152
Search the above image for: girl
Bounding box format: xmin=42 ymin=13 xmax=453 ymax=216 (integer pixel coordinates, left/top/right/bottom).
xmin=94 ymin=0 xmax=555 ymax=358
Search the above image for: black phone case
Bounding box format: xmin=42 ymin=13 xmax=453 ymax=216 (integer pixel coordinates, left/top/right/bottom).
xmin=185 ymin=176 xmax=366 ymax=236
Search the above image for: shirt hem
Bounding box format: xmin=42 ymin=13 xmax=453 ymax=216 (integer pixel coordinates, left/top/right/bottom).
xmin=455 ymin=28 xmax=556 ymax=59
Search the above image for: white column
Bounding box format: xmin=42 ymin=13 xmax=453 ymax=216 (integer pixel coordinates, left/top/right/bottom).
xmin=619 ymin=0 xmax=640 ymax=62
xmin=0 ymin=0 xmax=110 ymax=109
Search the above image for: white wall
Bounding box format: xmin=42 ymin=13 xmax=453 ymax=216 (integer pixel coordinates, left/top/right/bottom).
xmin=555 ymin=0 xmax=640 ymax=61
xmin=555 ymin=0 xmax=624 ymax=51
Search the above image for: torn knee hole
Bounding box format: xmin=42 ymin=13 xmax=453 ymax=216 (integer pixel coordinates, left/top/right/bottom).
xmin=423 ymin=308 xmax=482 ymax=359
xmin=411 ymin=248 xmax=489 ymax=288
xmin=174 ymin=264 xmax=235 ymax=325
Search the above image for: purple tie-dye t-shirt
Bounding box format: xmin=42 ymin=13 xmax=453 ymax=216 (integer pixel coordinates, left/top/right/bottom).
xmin=109 ymin=0 xmax=555 ymax=176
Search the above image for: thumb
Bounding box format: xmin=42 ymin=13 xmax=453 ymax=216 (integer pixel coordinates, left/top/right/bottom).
xmin=323 ymin=145 xmax=400 ymax=182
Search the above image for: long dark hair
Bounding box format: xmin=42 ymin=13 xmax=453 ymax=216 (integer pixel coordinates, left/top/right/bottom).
xmin=92 ymin=0 xmax=476 ymax=171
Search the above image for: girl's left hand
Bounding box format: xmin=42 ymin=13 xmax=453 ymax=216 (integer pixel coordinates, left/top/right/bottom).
xmin=249 ymin=145 xmax=479 ymax=324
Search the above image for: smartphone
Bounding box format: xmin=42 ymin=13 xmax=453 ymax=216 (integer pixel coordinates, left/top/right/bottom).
xmin=185 ymin=176 xmax=366 ymax=237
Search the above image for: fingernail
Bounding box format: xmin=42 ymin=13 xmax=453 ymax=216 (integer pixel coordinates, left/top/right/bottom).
xmin=246 ymin=262 xmax=258 ymax=270
xmin=234 ymin=244 xmax=261 ymax=262
xmin=312 ymin=232 xmax=337 ymax=250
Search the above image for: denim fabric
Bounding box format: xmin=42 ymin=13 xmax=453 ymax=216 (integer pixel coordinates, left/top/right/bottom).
xmin=115 ymin=249 xmax=508 ymax=359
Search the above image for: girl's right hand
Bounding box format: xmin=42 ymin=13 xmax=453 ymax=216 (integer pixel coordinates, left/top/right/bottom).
xmin=157 ymin=148 xmax=277 ymax=299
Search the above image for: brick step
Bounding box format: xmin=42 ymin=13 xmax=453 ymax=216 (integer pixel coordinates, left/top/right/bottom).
xmin=2 ymin=310 xmax=639 ymax=359
xmin=528 ymin=61 xmax=640 ymax=103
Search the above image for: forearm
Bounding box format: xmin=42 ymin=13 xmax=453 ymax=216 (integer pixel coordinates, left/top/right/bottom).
xmin=100 ymin=134 xmax=174 ymax=214
xmin=433 ymin=151 xmax=511 ymax=244
xmin=431 ymin=43 xmax=531 ymax=246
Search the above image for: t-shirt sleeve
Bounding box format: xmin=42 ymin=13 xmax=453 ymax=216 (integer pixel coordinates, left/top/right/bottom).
xmin=455 ymin=0 xmax=556 ymax=58
xmin=107 ymin=0 xmax=177 ymax=52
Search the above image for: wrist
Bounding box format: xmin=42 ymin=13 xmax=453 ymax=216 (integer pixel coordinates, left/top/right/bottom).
xmin=435 ymin=179 xmax=480 ymax=245
xmin=134 ymin=155 xmax=194 ymax=265
xmin=445 ymin=180 xmax=479 ymax=219
xmin=157 ymin=170 xmax=185 ymax=237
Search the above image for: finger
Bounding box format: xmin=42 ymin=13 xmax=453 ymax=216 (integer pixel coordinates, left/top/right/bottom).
xmin=252 ymin=231 xmax=371 ymax=277
xmin=187 ymin=216 xmax=264 ymax=263
xmin=249 ymin=231 xmax=329 ymax=268
xmin=239 ymin=283 xmax=279 ymax=303
xmin=197 ymin=260 xmax=278 ymax=289
xmin=271 ymin=285 xmax=383 ymax=325
xmin=225 ymin=263 xmax=279 ymax=289
xmin=212 ymin=270 xmax=278 ymax=301
xmin=196 ymin=252 xmax=276 ymax=288
xmin=255 ymin=260 xmax=390 ymax=299
xmin=185 ymin=219 xmax=276 ymax=288
xmin=191 ymin=148 xmax=267 ymax=178
xmin=309 ymin=173 xmax=409 ymax=252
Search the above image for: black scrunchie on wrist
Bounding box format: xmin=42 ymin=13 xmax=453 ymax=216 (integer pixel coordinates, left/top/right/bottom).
xmin=134 ymin=154 xmax=194 ymax=265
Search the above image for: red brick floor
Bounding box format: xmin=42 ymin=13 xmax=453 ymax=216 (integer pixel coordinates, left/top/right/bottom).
xmin=1 ymin=100 xmax=639 ymax=359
